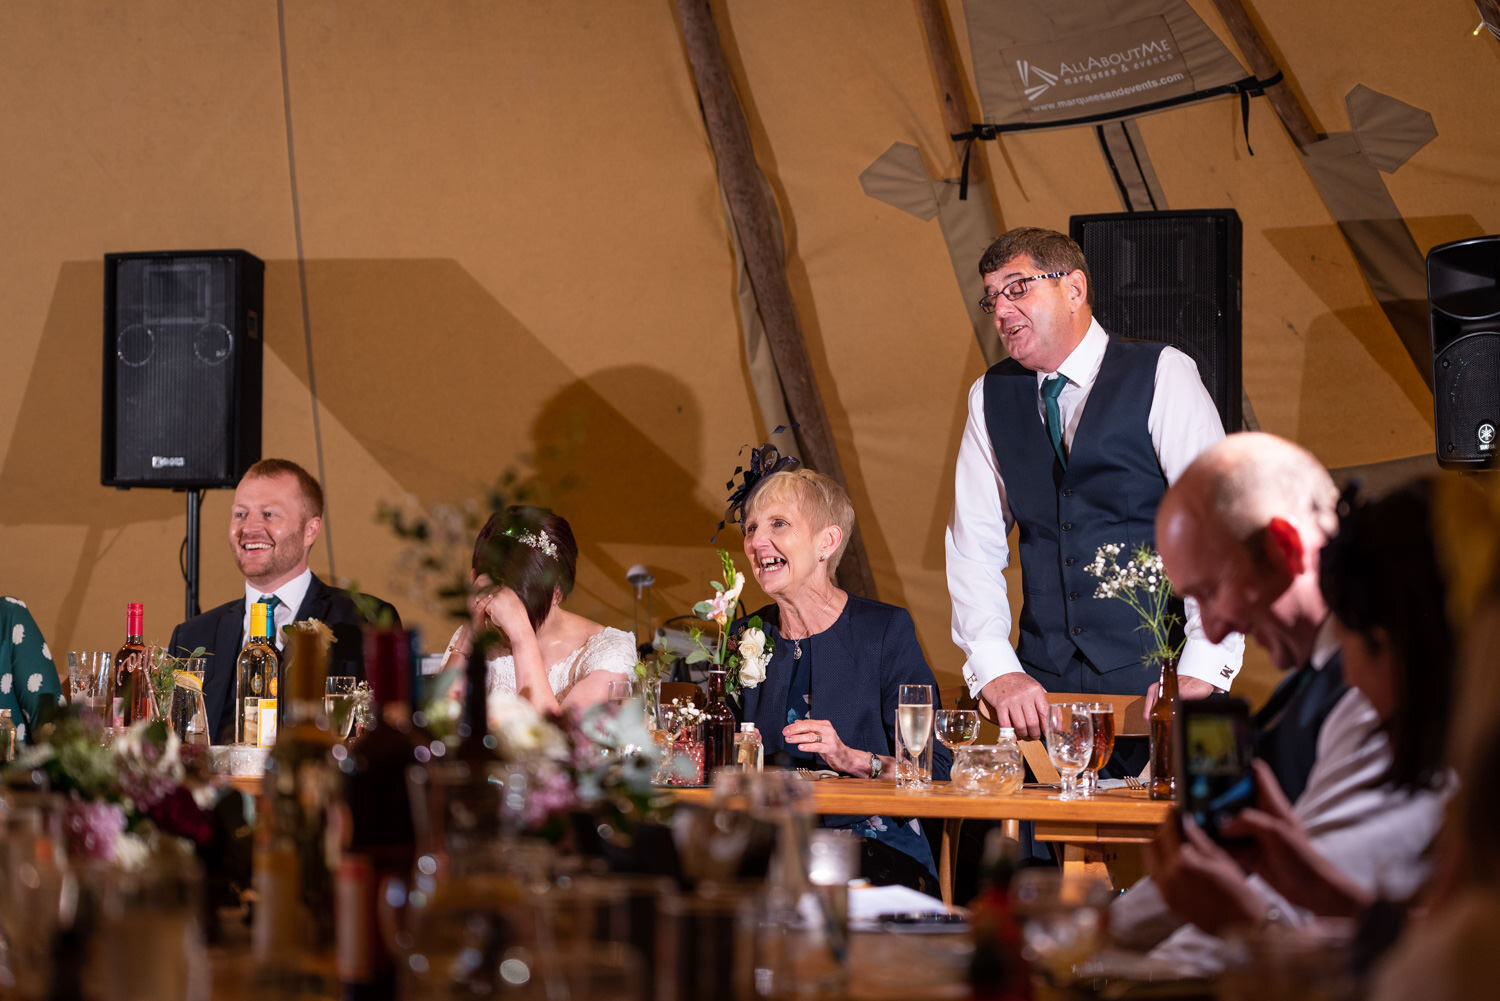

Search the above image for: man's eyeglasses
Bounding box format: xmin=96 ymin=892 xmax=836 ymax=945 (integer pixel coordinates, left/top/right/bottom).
xmin=978 ymin=271 xmax=1069 ymax=313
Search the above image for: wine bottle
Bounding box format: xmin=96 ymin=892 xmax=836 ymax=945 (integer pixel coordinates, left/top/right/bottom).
xmin=1148 ymin=655 xmax=1179 ymax=801
xmin=455 ymin=637 xmax=499 ymax=762
xmin=967 ymin=830 xmax=1034 ymax=1000
xmin=114 ymin=602 xmax=149 ymax=727
xmin=337 ymin=628 xmax=424 ymax=1001
xmin=702 ymin=669 xmax=736 ymax=777
xmin=235 ymin=601 xmax=279 ymax=746
xmin=253 ymin=623 xmax=339 ymax=999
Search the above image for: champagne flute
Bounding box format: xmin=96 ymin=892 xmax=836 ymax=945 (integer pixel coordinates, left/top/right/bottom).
xmin=934 ymin=709 xmax=980 ymax=750
xmin=324 ymin=676 xmax=358 ymax=740
xmin=1045 ymin=703 xmax=1094 ymax=801
xmin=1079 ymin=703 xmax=1116 ymax=797
xmin=896 ymin=684 xmax=934 ymax=789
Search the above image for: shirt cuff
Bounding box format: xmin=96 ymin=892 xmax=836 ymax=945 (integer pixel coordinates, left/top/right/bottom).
xmin=1177 ymin=632 xmax=1245 ymax=690
xmin=962 ymin=641 xmax=1026 ymax=698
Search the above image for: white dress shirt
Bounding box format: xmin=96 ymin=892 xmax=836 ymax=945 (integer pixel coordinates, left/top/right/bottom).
xmin=946 ymin=318 xmax=1245 ymax=695
xmin=240 ymin=568 xmax=312 ymax=651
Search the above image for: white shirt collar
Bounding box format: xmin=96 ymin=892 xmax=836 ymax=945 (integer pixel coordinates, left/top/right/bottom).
xmin=1035 ymin=317 xmax=1108 ymax=392
xmin=242 ymin=568 xmax=313 ymax=648
xmin=1309 ymin=615 xmax=1341 ymax=670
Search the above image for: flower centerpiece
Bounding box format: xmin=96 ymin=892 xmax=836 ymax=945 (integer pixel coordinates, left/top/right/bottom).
xmin=1086 ymin=542 xmax=1184 ymax=800
xmin=656 ymin=697 xmax=707 ymax=785
xmin=7 ymin=709 xmax=220 ymax=868
xmin=1085 ymin=543 xmax=1184 ymax=664
xmin=688 ymin=551 xmax=772 ymax=696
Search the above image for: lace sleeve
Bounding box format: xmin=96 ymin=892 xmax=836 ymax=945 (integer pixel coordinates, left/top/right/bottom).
xmin=559 ymin=627 xmax=638 ymax=693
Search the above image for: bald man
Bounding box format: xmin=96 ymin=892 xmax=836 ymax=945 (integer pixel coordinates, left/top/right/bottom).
xmin=1111 ymin=433 xmax=1443 ymax=965
xmin=1153 ymin=432 xmax=1348 ymax=801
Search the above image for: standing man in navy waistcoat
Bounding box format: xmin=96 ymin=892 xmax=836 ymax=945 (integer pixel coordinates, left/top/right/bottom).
xmin=945 ymin=227 xmax=1244 ymax=770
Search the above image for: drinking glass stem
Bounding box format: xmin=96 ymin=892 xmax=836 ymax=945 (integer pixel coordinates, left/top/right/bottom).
xmin=1059 ymin=770 xmax=1081 ymax=800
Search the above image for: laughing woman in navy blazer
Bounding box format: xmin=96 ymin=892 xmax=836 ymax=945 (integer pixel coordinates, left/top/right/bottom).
xmin=735 ymin=463 xmax=952 ymax=895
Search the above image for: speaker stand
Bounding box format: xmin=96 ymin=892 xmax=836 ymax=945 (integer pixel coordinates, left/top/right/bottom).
xmin=184 ymin=489 xmax=204 ymax=620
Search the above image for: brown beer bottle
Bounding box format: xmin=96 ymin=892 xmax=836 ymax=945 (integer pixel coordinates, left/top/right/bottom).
xmin=1148 ymin=656 xmax=1179 ymax=800
xmin=702 ymin=668 xmax=737 ymax=778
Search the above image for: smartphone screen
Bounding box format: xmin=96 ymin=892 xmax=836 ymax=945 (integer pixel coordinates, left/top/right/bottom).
xmin=1177 ymin=696 xmax=1255 ymax=844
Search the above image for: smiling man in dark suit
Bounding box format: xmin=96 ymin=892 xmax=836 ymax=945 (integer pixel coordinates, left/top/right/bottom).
xmin=168 ymin=458 xmax=399 ymax=743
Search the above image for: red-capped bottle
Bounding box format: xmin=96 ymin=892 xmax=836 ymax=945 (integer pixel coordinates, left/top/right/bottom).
xmin=114 ymin=603 xmax=151 ymax=726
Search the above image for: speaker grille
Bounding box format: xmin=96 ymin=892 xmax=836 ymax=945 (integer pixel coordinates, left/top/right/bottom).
xmin=1071 ymin=211 xmax=1242 ymax=433
xmin=102 ymin=250 xmax=263 ymax=488
xmin=1434 ymin=331 xmax=1500 ymax=464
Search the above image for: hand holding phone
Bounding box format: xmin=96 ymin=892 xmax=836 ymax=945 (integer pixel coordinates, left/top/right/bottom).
xmin=1176 ymin=695 xmax=1256 ymax=845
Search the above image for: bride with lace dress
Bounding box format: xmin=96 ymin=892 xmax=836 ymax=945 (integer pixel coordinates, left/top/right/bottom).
xmin=441 ymin=506 xmax=636 ymax=718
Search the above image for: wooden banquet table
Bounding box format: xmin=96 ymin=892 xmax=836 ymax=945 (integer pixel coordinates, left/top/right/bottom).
xmin=669 ymin=778 xmax=1176 ymax=904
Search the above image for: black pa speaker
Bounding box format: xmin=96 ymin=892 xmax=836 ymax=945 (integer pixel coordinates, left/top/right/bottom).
xmin=1069 ymin=210 xmax=1242 ymax=433
xmin=101 ymin=250 xmax=264 ymax=488
xmin=1429 ymin=235 xmax=1500 ymax=470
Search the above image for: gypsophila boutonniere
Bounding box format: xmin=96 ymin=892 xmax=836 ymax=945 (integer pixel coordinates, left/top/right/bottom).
xmin=1086 ymin=543 xmax=1184 ymax=664
xmin=689 ymin=551 xmax=773 ymax=696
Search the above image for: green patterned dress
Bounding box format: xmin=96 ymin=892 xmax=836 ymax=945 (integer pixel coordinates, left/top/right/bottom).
xmin=0 ymin=596 xmax=62 ymax=742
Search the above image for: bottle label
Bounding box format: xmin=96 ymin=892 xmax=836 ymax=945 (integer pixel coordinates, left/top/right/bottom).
xmin=244 ymin=700 xmax=260 ymax=746
xmin=258 ymin=700 xmax=278 ymax=747
xmin=336 ymin=854 xmax=375 ymax=982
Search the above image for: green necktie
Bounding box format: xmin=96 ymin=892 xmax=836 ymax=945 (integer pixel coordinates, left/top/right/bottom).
xmin=1041 ymin=375 xmax=1069 ymax=468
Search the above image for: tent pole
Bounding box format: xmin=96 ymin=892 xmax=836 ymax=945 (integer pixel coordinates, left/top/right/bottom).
xmin=1210 ymin=0 xmax=1322 ymax=149
xmin=674 ymin=0 xmax=879 ymax=600
xmin=916 ymin=0 xmax=984 ymax=186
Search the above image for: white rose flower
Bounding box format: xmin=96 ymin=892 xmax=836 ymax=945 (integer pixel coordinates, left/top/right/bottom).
xmin=738 ymin=627 xmax=766 ymax=662
xmin=739 ymin=654 xmax=767 ymax=688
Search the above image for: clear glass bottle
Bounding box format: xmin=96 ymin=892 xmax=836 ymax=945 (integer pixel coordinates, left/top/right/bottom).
xmin=993 ymin=727 xmax=1024 ymax=795
xmin=254 ymin=624 xmax=339 ymax=998
xmin=236 ymin=601 xmax=279 ymax=745
xmin=734 ymin=722 xmax=763 ymax=772
xmin=114 ymin=602 xmax=149 ymax=726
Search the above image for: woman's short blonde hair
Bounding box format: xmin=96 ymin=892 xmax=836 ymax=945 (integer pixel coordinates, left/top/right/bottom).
xmin=744 ymin=468 xmax=856 ymax=577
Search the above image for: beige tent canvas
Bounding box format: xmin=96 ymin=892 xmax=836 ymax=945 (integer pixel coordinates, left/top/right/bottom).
xmin=1 ymin=1 xmax=1495 ymax=709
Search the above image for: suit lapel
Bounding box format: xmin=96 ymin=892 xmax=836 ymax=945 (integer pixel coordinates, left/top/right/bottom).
xmin=294 ymin=573 xmax=332 ymax=623
xmin=204 ymin=602 xmax=246 ymax=741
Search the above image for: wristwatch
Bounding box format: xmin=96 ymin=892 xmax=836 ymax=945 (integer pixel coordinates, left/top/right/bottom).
xmin=869 ymin=753 xmax=883 ymax=779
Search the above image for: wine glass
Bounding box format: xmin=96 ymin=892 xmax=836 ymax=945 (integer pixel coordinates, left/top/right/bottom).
xmin=934 ymin=709 xmax=980 ymax=751
xmin=606 ymin=678 xmax=635 ymax=705
xmin=324 ymin=676 xmax=359 ymax=740
xmin=1079 ymin=703 xmax=1115 ymax=797
xmin=1044 ymin=703 xmax=1094 ymax=801
xmin=896 ymin=684 xmax=934 ymax=789
xmin=1011 ymin=868 xmax=1113 ymax=983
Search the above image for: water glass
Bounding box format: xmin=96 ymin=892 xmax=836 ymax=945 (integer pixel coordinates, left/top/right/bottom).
xmin=657 ymin=884 xmax=758 ymax=1001
xmin=894 ymin=684 xmax=934 ymax=790
xmin=1079 ymin=702 xmax=1116 ymax=797
xmin=67 ymin=651 xmax=114 ymax=719
xmin=934 ymin=709 xmax=980 ymax=750
xmin=607 ymin=678 xmax=635 ymax=704
xmin=324 ymin=675 xmax=358 ymax=740
xmin=167 ymin=668 xmax=210 ymax=746
xmin=1044 ymin=703 xmax=1094 ymax=801
xmin=1011 ymin=869 xmax=1113 ymax=983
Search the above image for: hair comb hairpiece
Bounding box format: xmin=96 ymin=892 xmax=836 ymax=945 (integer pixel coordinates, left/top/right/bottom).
xmin=504 ymin=526 xmax=560 ymax=560
xmin=714 ymin=425 xmax=802 ymax=541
